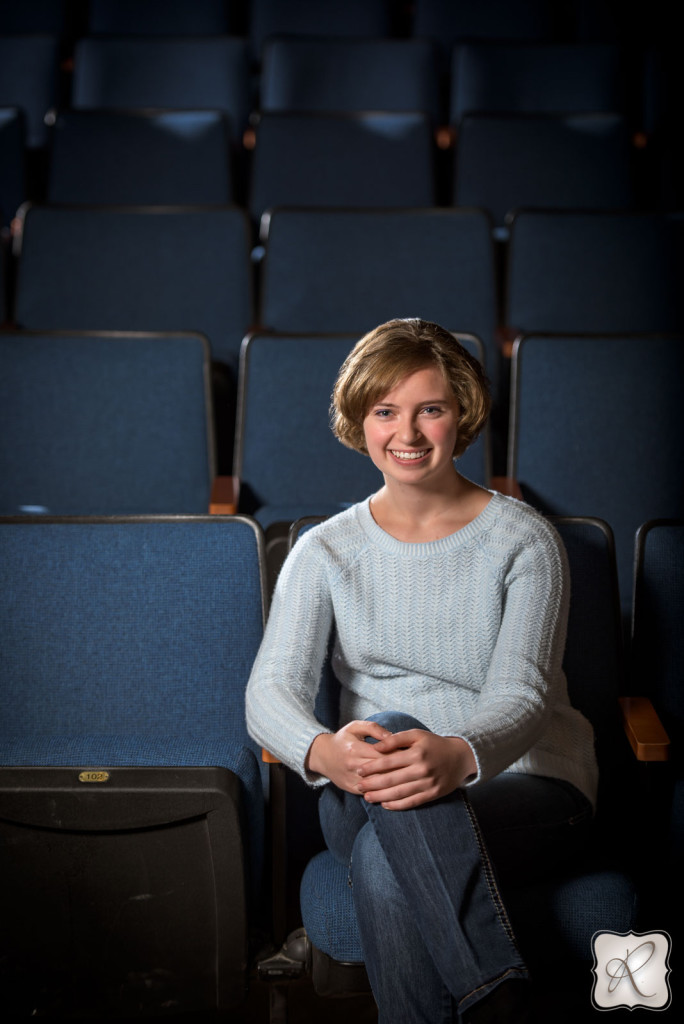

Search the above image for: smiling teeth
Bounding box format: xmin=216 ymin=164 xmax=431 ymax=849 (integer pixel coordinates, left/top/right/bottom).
xmin=391 ymin=450 xmax=429 ymax=460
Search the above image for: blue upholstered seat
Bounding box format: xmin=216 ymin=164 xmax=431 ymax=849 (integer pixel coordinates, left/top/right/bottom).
xmin=47 ymin=109 xmax=234 ymax=207
xmin=250 ymin=0 xmax=394 ymax=63
xmin=14 ymin=205 xmax=253 ymax=374
xmin=248 ymin=110 xmax=436 ymax=224
xmin=450 ymin=41 xmax=627 ymax=126
xmin=504 ymin=210 xmax=684 ymax=338
xmin=0 ymin=515 xmax=267 ymax=1016
xmin=0 ymin=34 xmax=61 ymax=149
xmin=0 ymin=330 xmax=216 ymax=515
xmin=87 ymin=0 xmax=236 ymax=36
xmin=453 ymin=112 xmax=636 ymax=236
xmin=72 ymin=35 xmax=251 ymax=136
xmin=508 ymin=333 xmax=684 ymax=617
xmin=259 ymin=208 xmax=500 ymax=402
xmin=631 ymin=521 xmax=684 ymax=885
xmin=260 ymin=37 xmax=441 ymax=121
xmin=0 ymin=106 xmax=25 ymax=228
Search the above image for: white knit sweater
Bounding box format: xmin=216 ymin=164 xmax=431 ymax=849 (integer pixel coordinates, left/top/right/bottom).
xmin=245 ymin=492 xmax=599 ymax=808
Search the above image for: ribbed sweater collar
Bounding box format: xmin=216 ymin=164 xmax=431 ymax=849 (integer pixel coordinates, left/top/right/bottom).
xmin=356 ymin=491 xmax=501 ymax=557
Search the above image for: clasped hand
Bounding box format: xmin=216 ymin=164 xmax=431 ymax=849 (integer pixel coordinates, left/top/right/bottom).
xmin=307 ymin=720 xmax=476 ymax=811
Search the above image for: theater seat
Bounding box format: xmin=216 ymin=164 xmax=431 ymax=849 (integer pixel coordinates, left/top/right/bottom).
xmin=0 ymin=514 xmax=267 ymax=1017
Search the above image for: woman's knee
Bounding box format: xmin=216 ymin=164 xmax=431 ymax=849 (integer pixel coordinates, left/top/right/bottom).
xmin=366 ymin=710 xmax=428 ymax=735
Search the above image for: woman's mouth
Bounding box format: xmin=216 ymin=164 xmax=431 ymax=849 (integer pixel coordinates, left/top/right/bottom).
xmin=389 ymin=449 xmax=430 ymax=462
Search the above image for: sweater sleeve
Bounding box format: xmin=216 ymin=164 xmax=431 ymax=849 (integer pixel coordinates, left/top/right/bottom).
xmin=245 ymin=532 xmax=335 ymax=785
xmin=456 ymin=519 xmax=571 ymax=786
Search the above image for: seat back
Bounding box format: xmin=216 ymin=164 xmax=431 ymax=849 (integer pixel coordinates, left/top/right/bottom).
xmin=0 ymin=0 xmax=67 ymax=35
xmin=0 ymin=330 xmax=215 ymax=515
xmin=260 ymin=37 xmax=442 ymax=120
xmin=0 ymin=35 xmax=61 ymax=148
xmin=0 ymin=106 xmax=25 ymax=228
xmin=552 ymin=518 xmax=625 ymax=801
xmin=259 ymin=207 xmax=499 ymax=396
xmin=248 ymin=111 xmax=436 ymax=223
xmin=47 ymin=109 xmax=234 ymax=206
xmin=0 ymin=514 xmax=267 ymax=1015
xmin=72 ymin=35 xmax=251 ymax=135
xmin=450 ymin=41 xmax=626 ymax=125
xmin=88 ymin=0 xmax=235 ymax=35
xmin=454 ymin=112 xmax=635 ymax=233
xmin=250 ymin=0 xmax=394 ymax=62
xmin=14 ymin=205 xmax=253 ymax=372
xmin=504 ymin=210 xmax=684 ymax=336
xmin=508 ymin=333 xmax=684 ymax=616
xmin=632 ymin=519 xmax=684 ymax=866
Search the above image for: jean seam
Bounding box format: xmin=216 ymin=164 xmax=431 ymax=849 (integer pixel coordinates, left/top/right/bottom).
xmin=462 ymin=789 xmax=521 ymax=953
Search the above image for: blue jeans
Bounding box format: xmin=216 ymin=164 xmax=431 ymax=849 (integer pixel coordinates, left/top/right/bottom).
xmin=319 ymin=712 xmax=593 ymax=1023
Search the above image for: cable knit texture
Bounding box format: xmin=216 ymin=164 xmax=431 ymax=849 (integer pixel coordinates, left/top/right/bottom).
xmin=246 ymin=493 xmax=598 ymax=808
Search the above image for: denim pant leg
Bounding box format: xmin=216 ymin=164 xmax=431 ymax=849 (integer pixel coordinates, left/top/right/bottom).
xmin=320 ymin=776 xmax=458 ymax=1023
xmin=319 ymin=711 xmax=528 ymax=1022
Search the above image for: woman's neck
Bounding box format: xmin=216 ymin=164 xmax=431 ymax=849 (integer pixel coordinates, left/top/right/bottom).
xmin=369 ymin=473 xmax=492 ymax=543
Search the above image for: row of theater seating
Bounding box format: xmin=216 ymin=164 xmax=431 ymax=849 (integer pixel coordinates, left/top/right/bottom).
xmin=2 ymin=205 xmax=683 ymax=597
xmin=0 ymin=512 xmax=680 ymax=1019
xmin=2 ymin=326 xmax=683 ymax=621
xmin=0 ymin=8 xmax=681 ymax=209
xmin=2 ymin=106 xmax=661 ymax=228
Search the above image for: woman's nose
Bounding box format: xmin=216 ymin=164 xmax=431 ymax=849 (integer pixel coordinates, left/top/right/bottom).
xmin=396 ymin=416 xmax=421 ymax=444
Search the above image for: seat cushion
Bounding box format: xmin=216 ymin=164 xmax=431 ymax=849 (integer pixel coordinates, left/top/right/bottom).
xmin=300 ymin=850 xmax=638 ymax=967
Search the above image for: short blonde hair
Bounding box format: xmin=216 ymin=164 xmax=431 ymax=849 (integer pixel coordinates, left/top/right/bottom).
xmin=331 ymin=319 xmax=491 ymax=459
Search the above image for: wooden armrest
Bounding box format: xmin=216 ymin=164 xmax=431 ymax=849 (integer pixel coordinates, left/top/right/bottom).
xmin=435 ymin=125 xmax=456 ymax=150
xmin=262 ymin=748 xmax=281 ymax=764
xmin=490 ymin=476 xmax=523 ymax=500
xmin=496 ymin=326 xmax=522 ymax=359
xmin=209 ymin=475 xmax=239 ymax=515
xmin=619 ymin=696 xmax=670 ymax=762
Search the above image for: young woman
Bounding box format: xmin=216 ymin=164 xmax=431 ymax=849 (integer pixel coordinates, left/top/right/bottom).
xmin=246 ymin=318 xmax=598 ymax=1023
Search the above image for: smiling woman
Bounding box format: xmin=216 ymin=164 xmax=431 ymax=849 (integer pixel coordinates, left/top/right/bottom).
xmin=246 ymin=318 xmax=598 ymax=1024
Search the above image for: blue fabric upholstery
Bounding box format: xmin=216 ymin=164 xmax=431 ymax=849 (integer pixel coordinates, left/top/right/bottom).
xmin=88 ymin=0 xmax=235 ymax=35
xmin=260 ymin=38 xmax=441 ymax=121
xmin=301 ymin=851 xmax=363 ymax=963
xmin=454 ymin=112 xmax=635 ymax=233
xmin=0 ymin=106 xmax=25 ymax=228
xmin=72 ymin=35 xmax=251 ymax=135
xmin=0 ymin=1 xmax=67 ymax=35
xmin=47 ymin=109 xmax=234 ymax=206
xmin=509 ymin=334 xmax=684 ymax=616
xmin=0 ymin=35 xmax=60 ymax=148
xmin=15 ymin=206 xmax=253 ymax=371
xmin=301 ymin=853 xmax=638 ymax=967
xmin=0 ymin=514 xmax=266 ymax=878
xmin=259 ymin=208 xmax=499 ymax=398
xmin=504 ymin=210 xmax=684 ymax=336
xmin=249 ymin=111 xmax=435 ymax=223
xmin=0 ymin=331 xmax=215 ymax=515
xmin=250 ymin=0 xmax=394 ymax=62
xmin=632 ymin=520 xmax=684 ymax=868
xmin=450 ymin=41 xmax=626 ymax=125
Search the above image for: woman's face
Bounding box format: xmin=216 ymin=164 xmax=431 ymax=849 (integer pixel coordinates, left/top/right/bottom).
xmin=362 ymin=365 xmax=460 ymax=489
